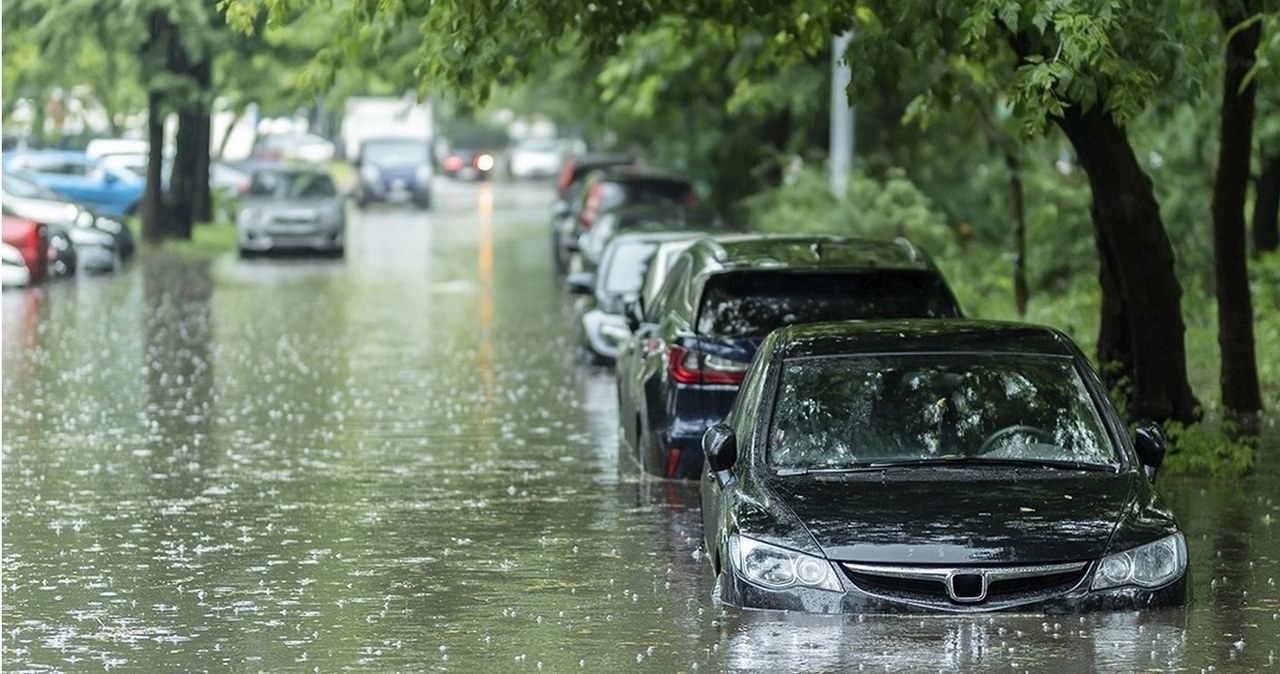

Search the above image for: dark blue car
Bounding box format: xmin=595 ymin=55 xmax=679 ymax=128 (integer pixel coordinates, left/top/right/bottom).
xmin=354 ymin=137 xmax=434 ymax=209
xmin=615 ymin=235 xmax=964 ymax=479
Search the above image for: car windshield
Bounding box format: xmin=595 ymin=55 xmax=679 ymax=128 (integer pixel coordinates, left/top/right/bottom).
xmin=696 ymin=270 xmax=959 ymax=336
xmin=768 ymin=353 xmax=1120 ymax=472
xmin=248 ymin=171 xmax=337 ymax=198
xmin=362 ymin=140 xmax=428 ymax=165
xmin=601 ymin=241 xmax=658 ymax=294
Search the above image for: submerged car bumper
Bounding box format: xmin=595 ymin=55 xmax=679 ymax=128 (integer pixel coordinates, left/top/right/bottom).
xmin=719 ymin=564 xmax=1189 ymax=615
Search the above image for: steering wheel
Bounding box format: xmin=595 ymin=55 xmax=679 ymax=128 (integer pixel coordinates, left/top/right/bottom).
xmin=976 ymin=424 xmax=1055 ymax=456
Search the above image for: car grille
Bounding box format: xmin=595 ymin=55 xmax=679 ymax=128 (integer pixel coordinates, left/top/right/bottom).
xmin=839 ymin=560 xmax=1090 ymax=609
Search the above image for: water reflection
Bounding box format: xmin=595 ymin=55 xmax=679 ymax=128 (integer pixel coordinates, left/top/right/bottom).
xmin=721 ymin=609 xmax=1189 ymax=673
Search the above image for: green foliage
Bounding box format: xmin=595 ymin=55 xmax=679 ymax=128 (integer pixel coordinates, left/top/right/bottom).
xmin=744 ymin=166 xmax=959 ymax=258
xmin=1160 ymin=419 xmax=1255 ymax=478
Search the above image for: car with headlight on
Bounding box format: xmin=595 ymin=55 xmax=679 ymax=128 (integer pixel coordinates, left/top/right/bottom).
xmin=237 ymin=167 xmax=345 ymax=257
xmin=354 ymin=137 xmax=434 ymax=209
xmin=700 ymin=319 xmax=1189 ymax=614
xmin=442 ymin=148 xmax=497 ymax=181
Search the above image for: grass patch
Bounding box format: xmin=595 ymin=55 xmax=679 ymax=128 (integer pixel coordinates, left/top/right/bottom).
xmin=130 ymin=217 xmax=238 ymax=260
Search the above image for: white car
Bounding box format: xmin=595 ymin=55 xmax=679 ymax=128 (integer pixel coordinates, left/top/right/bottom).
xmin=506 ymin=138 xmax=565 ymax=179
xmin=2 ymin=243 xmax=30 ymax=288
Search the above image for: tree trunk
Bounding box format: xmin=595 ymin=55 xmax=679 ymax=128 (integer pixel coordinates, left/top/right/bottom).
xmin=1212 ymin=4 xmax=1263 ymax=430
xmin=141 ymin=87 xmax=167 ymax=244
xmin=1253 ymin=150 xmax=1280 ymax=254
xmin=190 ymin=56 xmax=213 ymax=224
xmin=1054 ymin=106 xmax=1199 ymax=424
xmin=975 ymin=108 xmax=1030 ymax=316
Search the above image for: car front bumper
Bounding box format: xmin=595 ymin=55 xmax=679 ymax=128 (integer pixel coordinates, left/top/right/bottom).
xmin=719 ymin=565 xmax=1189 ymax=615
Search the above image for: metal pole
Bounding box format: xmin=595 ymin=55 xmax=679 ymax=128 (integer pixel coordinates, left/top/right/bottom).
xmin=830 ymin=31 xmax=855 ymax=199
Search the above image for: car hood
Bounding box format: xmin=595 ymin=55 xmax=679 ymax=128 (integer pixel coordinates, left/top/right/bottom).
xmin=764 ymin=470 xmax=1138 ymax=564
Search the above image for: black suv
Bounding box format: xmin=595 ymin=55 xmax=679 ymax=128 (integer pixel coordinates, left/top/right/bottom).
xmin=615 ymin=235 xmax=964 ymax=479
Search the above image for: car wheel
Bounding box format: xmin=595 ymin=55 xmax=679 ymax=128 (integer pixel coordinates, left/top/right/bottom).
xmin=552 ymin=237 xmax=567 ymax=275
xmin=238 ymin=247 xmax=257 ymax=259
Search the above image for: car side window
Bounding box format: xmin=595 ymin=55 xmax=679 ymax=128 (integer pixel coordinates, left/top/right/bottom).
xmin=731 ymin=352 xmax=770 ymax=446
xmin=646 ymin=256 xmax=690 ymax=323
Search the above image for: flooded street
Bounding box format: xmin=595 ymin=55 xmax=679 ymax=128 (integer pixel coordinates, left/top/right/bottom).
xmin=3 ymin=179 xmax=1280 ymax=673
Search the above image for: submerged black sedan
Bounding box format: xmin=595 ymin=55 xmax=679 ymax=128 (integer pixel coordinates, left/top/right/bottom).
xmin=700 ymin=319 xmax=1188 ymax=614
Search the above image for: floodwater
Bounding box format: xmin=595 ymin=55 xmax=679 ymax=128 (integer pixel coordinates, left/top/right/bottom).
xmin=3 ymin=180 xmax=1279 ymax=673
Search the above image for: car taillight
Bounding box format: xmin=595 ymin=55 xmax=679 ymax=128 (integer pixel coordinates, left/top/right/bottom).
xmin=473 ymin=153 xmax=495 ymax=172
xmin=666 ymin=345 xmax=747 ymax=385
xmin=686 ymin=192 xmax=699 ymax=207
xmin=557 ymin=163 xmax=575 ymax=195
xmin=581 ymin=183 xmax=602 ymax=230
xmin=444 ymin=156 xmax=464 ymax=172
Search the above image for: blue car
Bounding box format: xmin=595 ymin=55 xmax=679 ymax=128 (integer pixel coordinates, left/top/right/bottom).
xmin=2 ymin=150 xmax=145 ymax=218
xmin=615 ymin=235 xmax=965 ymax=479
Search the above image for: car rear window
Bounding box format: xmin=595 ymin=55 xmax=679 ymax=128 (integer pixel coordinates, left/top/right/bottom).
xmin=696 ymin=270 xmax=961 ymax=336
xmin=616 ymin=179 xmax=693 ymax=208
xmin=601 ymin=241 xmax=658 ymax=294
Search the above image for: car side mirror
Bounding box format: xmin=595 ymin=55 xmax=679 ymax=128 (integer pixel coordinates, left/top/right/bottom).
xmin=565 ymin=271 xmax=594 ymax=295
xmin=624 ymin=299 xmax=643 ymax=333
xmin=1134 ymin=422 xmax=1166 ymax=482
xmin=704 ymin=422 xmax=738 ymax=471
xmin=552 ymin=199 xmax=570 ymax=218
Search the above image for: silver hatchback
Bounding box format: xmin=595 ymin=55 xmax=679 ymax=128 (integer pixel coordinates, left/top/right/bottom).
xmin=237 ymin=167 xmax=345 ymax=257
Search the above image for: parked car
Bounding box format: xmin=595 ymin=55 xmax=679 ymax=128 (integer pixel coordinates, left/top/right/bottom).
xmin=2 ymin=169 xmax=135 ymax=262
xmin=354 ymin=138 xmax=434 ymax=208
xmin=575 ymin=203 xmax=724 ymax=272
xmin=566 ymin=231 xmax=710 ymax=364
xmin=2 ymin=242 xmax=31 ymax=288
xmin=2 ymin=150 xmax=144 ymax=218
xmin=700 ymin=319 xmax=1188 ymax=614
xmin=1 ymin=214 xmax=48 ymax=283
xmin=555 ymin=153 xmax=636 ymax=201
xmin=237 ymin=166 xmax=345 ymax=257
xmin=506 ymin=137 xmax=565 ymax=179
xmin=442 ymin=148 xmax=496 ymax=181
xmin=616 ymin=235 xmax=964 ymax=479
xmin=553 ymin=167 xmax=696 ymax=275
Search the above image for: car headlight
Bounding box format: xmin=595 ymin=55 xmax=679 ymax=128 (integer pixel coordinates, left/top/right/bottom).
xmin=415 ymin=163 xmax=433 ymax=183
xmin=1091 ymin=533 xmax=1186 ymax=590
xmin=237 ymin=209 xmax=258 ymax=227
xmin=75 ymin=208 xmax=95 ymax=228
xmin=360 ymin=165 xmax=381 ymax=183
xmin=730 ymin=534 xmax=842 ymax=592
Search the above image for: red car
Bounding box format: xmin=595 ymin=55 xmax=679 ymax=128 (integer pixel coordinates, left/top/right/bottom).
xmin=2 ymin=214 xmax=49 ymax=283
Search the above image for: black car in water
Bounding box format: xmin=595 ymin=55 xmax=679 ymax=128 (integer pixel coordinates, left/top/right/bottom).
xmin=615 ymin=235 xmax=963 ymax=479
xmin=700 ymin=319 xmax=1188 ymax=614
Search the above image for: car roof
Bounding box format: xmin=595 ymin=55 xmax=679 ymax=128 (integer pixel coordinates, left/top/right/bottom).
xmin=769 ymin=319 xmax=1078 ymax=359
xmin=683 ymin=234 xmax=938 ymax=274
xmin=591 ymin=165 xmax=690 ymax=184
